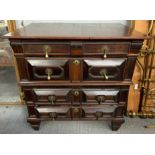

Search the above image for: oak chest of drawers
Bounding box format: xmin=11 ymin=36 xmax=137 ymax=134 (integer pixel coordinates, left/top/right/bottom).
xmin=5 ymin=23 xmax=144 ymax=131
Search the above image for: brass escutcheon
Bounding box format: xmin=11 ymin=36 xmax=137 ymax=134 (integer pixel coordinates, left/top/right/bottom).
xmin=73 ymin=60 xmax=80 ymax=65
xmin=73 ymin=90 xmax=80 ymax=96
xmin=73 ymin=108 xmax=79 ymax=113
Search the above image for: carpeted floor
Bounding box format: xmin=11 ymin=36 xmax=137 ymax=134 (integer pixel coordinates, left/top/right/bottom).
xmin=0 ymin=67 xmax=20 ymax=102
xmin=0 ymin=105 xmax=155 ymax=134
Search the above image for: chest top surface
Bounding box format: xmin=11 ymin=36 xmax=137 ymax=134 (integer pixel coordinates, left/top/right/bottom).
xmin=4 ymin=23 xmax=145 ymax=40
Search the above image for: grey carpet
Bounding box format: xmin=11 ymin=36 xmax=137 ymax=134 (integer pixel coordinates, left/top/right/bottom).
xmin=0 ymin=105 xmax=155 ymax=134
xmin=0 ymin=67 xmax=20 ymax=102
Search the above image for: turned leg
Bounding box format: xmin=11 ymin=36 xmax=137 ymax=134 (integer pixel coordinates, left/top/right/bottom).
xmin=111 ymin=119 xmax=125 ymax=131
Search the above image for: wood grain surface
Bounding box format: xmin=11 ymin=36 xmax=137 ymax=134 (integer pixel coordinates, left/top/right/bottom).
xmin=4 ymin=23 xmax=144 ymax=40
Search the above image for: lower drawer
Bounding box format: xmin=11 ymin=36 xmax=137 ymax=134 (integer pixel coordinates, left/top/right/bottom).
xmin=35 ymin=106 xmax=72 ymax=120
xmin=82 ymin=105 xmax=117 ymax=119
xmin=34 ymin=105 xmax=125 ymax=120
xmin=24 ymin=86 xmax=129 ymax=106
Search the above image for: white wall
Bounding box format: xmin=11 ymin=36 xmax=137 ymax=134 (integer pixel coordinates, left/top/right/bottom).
xmin=16 ymin=20 xmax=130 ymax=28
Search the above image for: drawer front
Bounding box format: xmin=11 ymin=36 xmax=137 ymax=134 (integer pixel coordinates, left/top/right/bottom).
xmin=24 ymin=87 xmax=128 ymax=106
xmin=81 ymin=105 xmax=117 ymax=119
xmin=82 ymin=88 xmax=128 ymax=105
xmin=33 ymin=88 xmax=72 ymax=105
xmin=35 ymin=106 xmax=72 ymax=120
xmin=26 ymin=57 xmax=69 ymax=81
xmin=22 ymin=57 xmax=127 ymax=81
xmin=83 ymin=42 xmax=130 ymax=57
xmin=22 ymin=43 xmax=70 ymax=55
xmin=83 ymin=58 xmax=127 ymax=81
xmin=32 ymin=88 xmax=90 ymax=105
xmin=25 ymin=88 xmax=86 ymax=105
xmin=35 ymin=105 xmax=123 ymax=120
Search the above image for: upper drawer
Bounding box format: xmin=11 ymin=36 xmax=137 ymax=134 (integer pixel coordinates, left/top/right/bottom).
xmin=25 ymin=57 xmax=69 ymax=81
xmin=83 ymin=42 xmax=130 ymax=57
xmin=22 ymin=42 xmax=70 ymax=55
xmin=83 ymin=58 xmax=127 ymax=81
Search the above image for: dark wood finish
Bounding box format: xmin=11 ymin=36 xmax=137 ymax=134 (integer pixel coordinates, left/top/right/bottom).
xmin=4 ymin=23 xmax=144 ymax=40
xmin=24 ymin=87 xmax=128 ymax=106
xmin=36 ymin=106 xmax=72 ymax=120
xmin=83 ymin=58 xmax=127 ymax=81
xmin=83 ymin=42 xmax=130 ymax=57
xmin=33 ymin=88 xmax=72 ymax=105
xmin=82 ymin=88 xmax=128 ymax=105
xmin=5 ymin=23 xmax=145 ymax=131
xmin=25 ymin=57 xmax=69 ymax=81
xmin=22 ymin=42 xmax=70 ymax=55
xmin=69 ymin=59 xmax=82 ymax=81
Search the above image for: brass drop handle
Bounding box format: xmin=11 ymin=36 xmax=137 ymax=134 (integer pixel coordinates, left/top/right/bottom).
xmin=49 ymin=112 xmax=57 ymax=120
xmin=100 ymin=69 xmax=109 ymax=80
xmin=44 ymin=47 xmax=49 ymax=58
xmin=48 ymin=95 xmax=56 ymax=104
xmin=101 ymin=47 xmax=108 ymax=58
xmin=73 ymin=60 xmax=80 ymax=65
xmin=45 ymin=68 xmax=53 ymax=80
xmin=96 ymin=111 xmax=103 ymax=118
xmin=96 ymin=95 xmax=105 ymax=104
xmin=104 ymin=73 xmax=108 ymax=80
